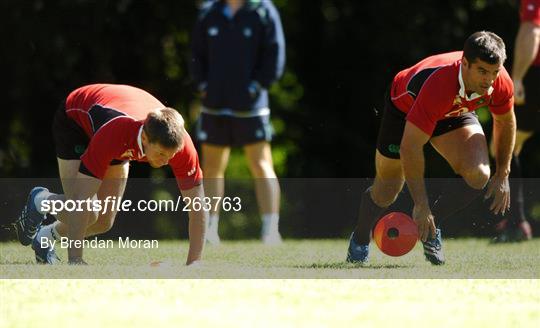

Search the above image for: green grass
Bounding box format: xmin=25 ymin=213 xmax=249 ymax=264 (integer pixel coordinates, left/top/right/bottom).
xmin=0 ymin=238 xmax=539 ymax=278
xmin=1 ymin=239 xmax=539 ymax=327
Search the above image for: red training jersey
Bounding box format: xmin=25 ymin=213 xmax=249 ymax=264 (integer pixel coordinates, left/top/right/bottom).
xmin=521 ymin=0 xmax=540 ymax=66
xmin=64 ymin=84 xmax=202 ymax=190
xmin=390 ymin=51 xmax=514 ymax=136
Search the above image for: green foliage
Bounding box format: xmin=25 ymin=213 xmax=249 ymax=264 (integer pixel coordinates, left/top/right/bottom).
xmin=2 ymin=0 xmax=538 ymax=239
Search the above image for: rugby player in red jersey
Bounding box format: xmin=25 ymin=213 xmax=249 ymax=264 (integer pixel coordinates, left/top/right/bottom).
xmin=347 ymin=31 xmax=516 ymax=265
xmin=15 ymin=84 xmax=206 ymax=265
xmin=492 ymin=0 xmax=539 ymax=242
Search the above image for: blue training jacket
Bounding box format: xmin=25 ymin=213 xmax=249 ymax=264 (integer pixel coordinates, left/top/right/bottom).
xmin=190 ymin=0 xmax=286 ymax=113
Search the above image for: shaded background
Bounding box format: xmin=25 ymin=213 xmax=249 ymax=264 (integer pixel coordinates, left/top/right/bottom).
xmin=2 ymin=0 xmax=538 ymax=239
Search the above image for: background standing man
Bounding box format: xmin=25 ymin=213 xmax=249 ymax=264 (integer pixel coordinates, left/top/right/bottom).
xmin=190 ymin=0 xmax=286 ymax=244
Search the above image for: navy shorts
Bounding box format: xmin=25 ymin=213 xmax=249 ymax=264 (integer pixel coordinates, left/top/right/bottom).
xmin=196 ymin=112 xmax=273 ymax=147
xmin=52 ymin=102 xmax=89 ymax=160
xmin=515 ymin=66 xmax=540 ymax=132
xmin=376 ymin=91 xmax=481 ymax=159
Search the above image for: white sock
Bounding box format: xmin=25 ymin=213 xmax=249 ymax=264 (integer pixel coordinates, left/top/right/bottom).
xmin=207 ymin=214 xmax=220 ymax=236
xmin=35 ymin=221 xmax=61 ymax=244
xmin=261 ymin=213 xmax=279 ymax=236
xmin=34 ymin=190 xmax=54 ymax=215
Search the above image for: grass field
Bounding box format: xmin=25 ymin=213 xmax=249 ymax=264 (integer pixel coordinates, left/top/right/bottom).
xmin=1 ymin=239 xmax=539 ymax=278
xmin=1 ymin=239 xmax=539 ymax=327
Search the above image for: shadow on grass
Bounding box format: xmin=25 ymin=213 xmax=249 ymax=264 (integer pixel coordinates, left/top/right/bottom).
xmin=293 ymin=262 xmax=414 ymax=269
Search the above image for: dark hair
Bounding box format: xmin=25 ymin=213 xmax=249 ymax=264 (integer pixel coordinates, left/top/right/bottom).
xmin=143 ymin=107 xmax=185 ymax=149
xmin=463 ymin=31 xmax=506 ymax=65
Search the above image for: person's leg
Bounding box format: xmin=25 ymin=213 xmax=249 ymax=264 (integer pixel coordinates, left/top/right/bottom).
xmin=26 ymin=158 xmax=84 ymax=263
xmin=491 ymin=129 xmax=533 ymax=241
xmin=347 ymin=91 xmax=407 ymax=263
xmin=491 ymin=67 xmax=539 ymax=241
xmin=233 ymin=113 xmax=281 ymax=244
xmin=83 ymin=162 xmax=129 ymax=236
xmin=508 ymin=130 xmax=533 ymax=226
xmin=243 ymin=141 xmax=281 ymax=243
xmin=27 ymin=158 xmax=81 ymax=242
xmin=353 ymin=150 xmax=405 ymax=245
xmin=35 ymin=159 xmax=90 ymax=238
xmin=347 ymin=150 xmax=404 ymax=264
xmin=201 ymin=143 xmax=231 ymax=244
xmin=506 ymin=130 xmax=533 ymax=239
xmin=429 ymin=123 xmax=490 ymax=225
xmin=37 ymin=160 xmax=129 ymax=240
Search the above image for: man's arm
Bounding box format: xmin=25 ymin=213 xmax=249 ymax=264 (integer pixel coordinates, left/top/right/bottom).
xmin=512 ymin=21 xmax=540 ymax=104
xmin=400 ymin=121 xmax=436 ymax=242
xmin=180 ymin=184 xmax=207 ymax=265
xmin=252 ymin=3 xmax=286 ymax=88
xmin=485 ymin=110 xmax=516 ymax=214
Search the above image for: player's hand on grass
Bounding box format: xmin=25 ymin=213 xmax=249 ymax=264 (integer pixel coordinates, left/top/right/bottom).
xmin=485 ymin=174 xmax=510 ymax=215
xmin=412 ymin=204 xmax=436 ymax=242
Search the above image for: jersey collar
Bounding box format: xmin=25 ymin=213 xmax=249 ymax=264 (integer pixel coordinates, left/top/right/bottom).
xmin=137 ymin=125 xmax=145 ymax=157
xmin=458 ymin=63 xmax=493 ymax=101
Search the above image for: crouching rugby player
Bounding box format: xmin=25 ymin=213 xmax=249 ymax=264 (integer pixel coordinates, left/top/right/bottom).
xmin=347 ymin=31 xmax=516 ymax=265
xmin=15 ymin=84 xmax=206 ymax=265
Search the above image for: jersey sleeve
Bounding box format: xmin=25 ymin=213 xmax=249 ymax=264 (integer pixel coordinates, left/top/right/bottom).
xmin=405 ymin=73 xmax=451 ymax=136
xmin=253 ymin=1 xmax=286 ymax=88
xmin=489 ymin=69 xmax=514 ymax=115
xmin=79 ymin=118 xmax=131 ymax=179
xmin=169 ymin=132 xmax=203 ymax=190
xmin=521 ymin=0 xmax=540 ymax=25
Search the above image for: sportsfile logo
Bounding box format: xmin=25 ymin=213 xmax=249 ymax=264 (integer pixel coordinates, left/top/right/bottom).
xmin=40 ymin=196 xmax=242 ymax=215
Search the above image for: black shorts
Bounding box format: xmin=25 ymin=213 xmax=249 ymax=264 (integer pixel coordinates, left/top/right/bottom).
xmin=515 ymin=66 xmax=540 ymax=132
xmin=52 ymin=103 xmax=125 ymax=165
xmin=376 ymin=92 xmax=481 ymax=159
xmin=196 ymin=112 xmax=273 ymax=147
xmin=52 ymin=102 xmax=89 ymax=160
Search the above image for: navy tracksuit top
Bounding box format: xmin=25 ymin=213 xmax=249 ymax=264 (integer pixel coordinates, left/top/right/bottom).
xmin=190 ymin=0 xmax=286 ymax=112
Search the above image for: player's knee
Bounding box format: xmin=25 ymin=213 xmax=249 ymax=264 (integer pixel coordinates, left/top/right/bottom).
xmin=248 ymin=159 xmax=275 ymax=179
xmin=370 ymin=189 xmax=399 ymax=208
xmin=371 ymin=195 xmax=397 ymax=208
xmin=462 ymin=165 xmax=490 ymax=190
xmin=92 ymin=217 xmax=115 ymax=234
xmin=86 ymin=211 xmax=99 ymax=226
